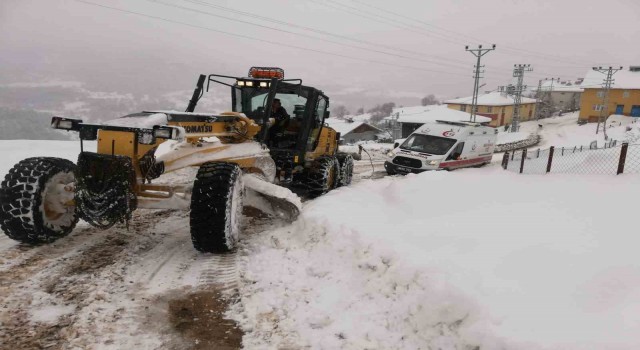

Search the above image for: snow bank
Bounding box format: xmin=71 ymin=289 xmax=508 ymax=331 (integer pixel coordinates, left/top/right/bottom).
xmin=496 ymin=131 xmax=529 ymax=145
xmin=233 ymin=168 xmax=640 ymax=349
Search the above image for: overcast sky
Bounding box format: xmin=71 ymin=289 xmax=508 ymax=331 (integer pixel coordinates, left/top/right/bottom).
xmin=1 ymin=0 xmax=639 ymax=110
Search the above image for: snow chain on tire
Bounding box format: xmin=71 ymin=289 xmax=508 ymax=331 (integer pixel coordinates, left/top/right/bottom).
xmin=305 ymin=157 xmax=338 ymax=198
xmin=190 ymin=162 xmax=244 ymax=253
xmin=336 ymin=154 xmax=354 ymax=187
xmin=0 ymin=157 xmax=78 ymax=244
xmin=75 ymin=152 xmax=137 ymax=229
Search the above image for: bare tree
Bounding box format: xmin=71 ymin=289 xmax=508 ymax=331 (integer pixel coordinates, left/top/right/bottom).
xmin=356 ymin=107 xmax=364 ymax=115
xmin=421 ymin=94 xmax=439 ymax=106
xmin=332 ymin=105 xmax=349 ymax=119
xmin=367 ymin=102 xmax=396 ymax=123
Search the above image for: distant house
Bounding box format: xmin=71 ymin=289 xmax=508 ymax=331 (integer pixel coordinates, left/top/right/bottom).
xmin=326 ymin=118 xmax=385 ymax=144
xmin=532 ymin=79 xmax=583 ymax=114
xmin=384 ymin=105 xmax=492 ymax=138
xmin=578 ymin=66 xmax=640 ymax=123
xmin=444 ymin=91 xmax=537 ymax=127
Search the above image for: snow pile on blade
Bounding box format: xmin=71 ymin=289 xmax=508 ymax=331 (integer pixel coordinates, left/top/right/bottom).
xmin=243 ymin=174 xmax=302 ymax=221
xmin=103 ymin=112 xmax=168 ymax=128
xmin=231 ymin=168 xmax=640 ymax=349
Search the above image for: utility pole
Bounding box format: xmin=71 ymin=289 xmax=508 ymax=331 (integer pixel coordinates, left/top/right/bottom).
xmin=534 ymin=79 xmax=543 ymax=120
xmin=500 ymin=64 xmax=533 ymax=132
xmin=535 ymin=78 xmax=556 ymax=120
xmin=592 ymin=66 xmax=623 ymax=140
xmin=465 ymin=44 xmax=496 ymax=122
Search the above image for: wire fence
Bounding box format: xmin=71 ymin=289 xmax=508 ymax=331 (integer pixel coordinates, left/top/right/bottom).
xmin=502 ymin=142 xmax=640 ymax=175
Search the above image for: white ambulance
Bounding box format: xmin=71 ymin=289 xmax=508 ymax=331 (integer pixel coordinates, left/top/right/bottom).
xmin=384 ymin=120 xmax=497 ymax=174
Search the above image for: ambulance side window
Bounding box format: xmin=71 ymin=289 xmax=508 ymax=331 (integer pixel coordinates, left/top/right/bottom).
xmin=447 ymin=142 xmax=464 ymax=160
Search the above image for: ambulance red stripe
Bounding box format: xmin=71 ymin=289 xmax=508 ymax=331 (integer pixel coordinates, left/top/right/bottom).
xmin=439 ymin=155 xmax=492 ymax=168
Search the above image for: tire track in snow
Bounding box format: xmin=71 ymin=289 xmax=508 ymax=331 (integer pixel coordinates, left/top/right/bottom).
xmin=0 ymin=210 xmax=176 ymax=349
xmin=196 ymin=252 xmax=240 ymax=295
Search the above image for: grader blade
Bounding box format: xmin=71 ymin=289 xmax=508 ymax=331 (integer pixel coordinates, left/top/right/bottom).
xmin=243 ymin=174 xmax=301 ymax=222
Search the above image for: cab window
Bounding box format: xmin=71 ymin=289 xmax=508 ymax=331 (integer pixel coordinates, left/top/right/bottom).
xmin=446 ymin=142 xmax=465 ymax=160
xmin=307 ymin=97 xmax=327 ymax=150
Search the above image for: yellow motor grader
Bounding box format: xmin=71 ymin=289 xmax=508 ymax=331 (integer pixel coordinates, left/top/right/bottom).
xmin=0 ymin=67 xmax=354 ymax=252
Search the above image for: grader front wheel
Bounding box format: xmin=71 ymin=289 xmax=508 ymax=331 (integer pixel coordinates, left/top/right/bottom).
xmin=190 ymin=162 xmax=244 ymax=253
xmin=0 ymin=157 xmax=78 ymax=244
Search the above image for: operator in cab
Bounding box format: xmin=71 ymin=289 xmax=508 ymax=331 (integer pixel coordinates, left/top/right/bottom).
xmin=268 ymin=98 xmax=290 ymax=147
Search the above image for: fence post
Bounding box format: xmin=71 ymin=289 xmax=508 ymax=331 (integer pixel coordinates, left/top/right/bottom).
xmin=561 ymin=147 xmax=564 ymax=156
xmin=617 ymin=143 xmax=629 ymax=175
xmin=519 ymin=149 xmax=527 ymax=174
xmin=537 ymin=148 xmax=540 ymax=158
xmin=502 ymin=152 xmax=509 ymax=170
xmin=573 ymin=146 xmax=576 ymax=153
xmin=546 ymin=146 xmax=554 ymax=173
xmin=511 ymin=151 xmax=515 ymax=161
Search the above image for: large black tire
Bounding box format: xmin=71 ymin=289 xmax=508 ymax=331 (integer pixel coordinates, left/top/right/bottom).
xmin=336 ymin=154 xmax=354 ymax=187
xmin=0 ymin=157 xmax=78 ymax=244
xmin=305 ymin=157 xmax=338 ymax=198
xmin=190 ymin=162 xmax=244 ymax=253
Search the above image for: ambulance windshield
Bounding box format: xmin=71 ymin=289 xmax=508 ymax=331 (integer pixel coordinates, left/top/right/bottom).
xmin=400 ymin=134 xmax=456 ymax=155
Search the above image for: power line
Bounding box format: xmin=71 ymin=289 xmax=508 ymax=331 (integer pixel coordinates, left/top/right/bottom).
xmin=314 ymin=0 xmax=471 ymax=47
xmin=146 ymin=0 xmax=472 ymax=71
xmin=73 ymin=0 xmax=473 ymax=79
xmin=181 ymin=0 xmax=586 ymax=83
xmin=324 ymin=0 xmax=594 ymax=67
xmin=181 ymin=0 xmax=470 ymax=66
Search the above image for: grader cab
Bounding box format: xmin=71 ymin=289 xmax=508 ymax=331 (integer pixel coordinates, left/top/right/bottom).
xmin=0 ymin=67 xmax=354 ymax=253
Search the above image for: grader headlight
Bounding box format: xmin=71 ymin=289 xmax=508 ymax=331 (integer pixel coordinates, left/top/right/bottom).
xmin=51 ymin=116 xmax=82 ymax=130
xmin=153 ymin=126 xmax=185 ymax=141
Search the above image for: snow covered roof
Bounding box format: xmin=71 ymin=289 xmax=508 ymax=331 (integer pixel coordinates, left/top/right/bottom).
xmin=338 ymin=112 xmax=372 ymax=123
xmin=388 ymin=105 xmax=491 ymax=124
xmin=533 ymin=80 xmax=584 ymax=93
xmin=444 ymin=91 xmax=537 ymax=106
xmin=325 ymin=119 xmax=382 ymax=135
xmin=581 ymin=67 xmax=640 ymax=90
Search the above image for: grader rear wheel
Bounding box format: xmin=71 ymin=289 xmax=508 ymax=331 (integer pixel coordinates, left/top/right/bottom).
xmin=305 ymin=157 xmax=338 ymax=198
xmin=336 ymin=154 xmax=354 ymax=187
xmin=0 ymin=157 xmax=78 ymax=244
